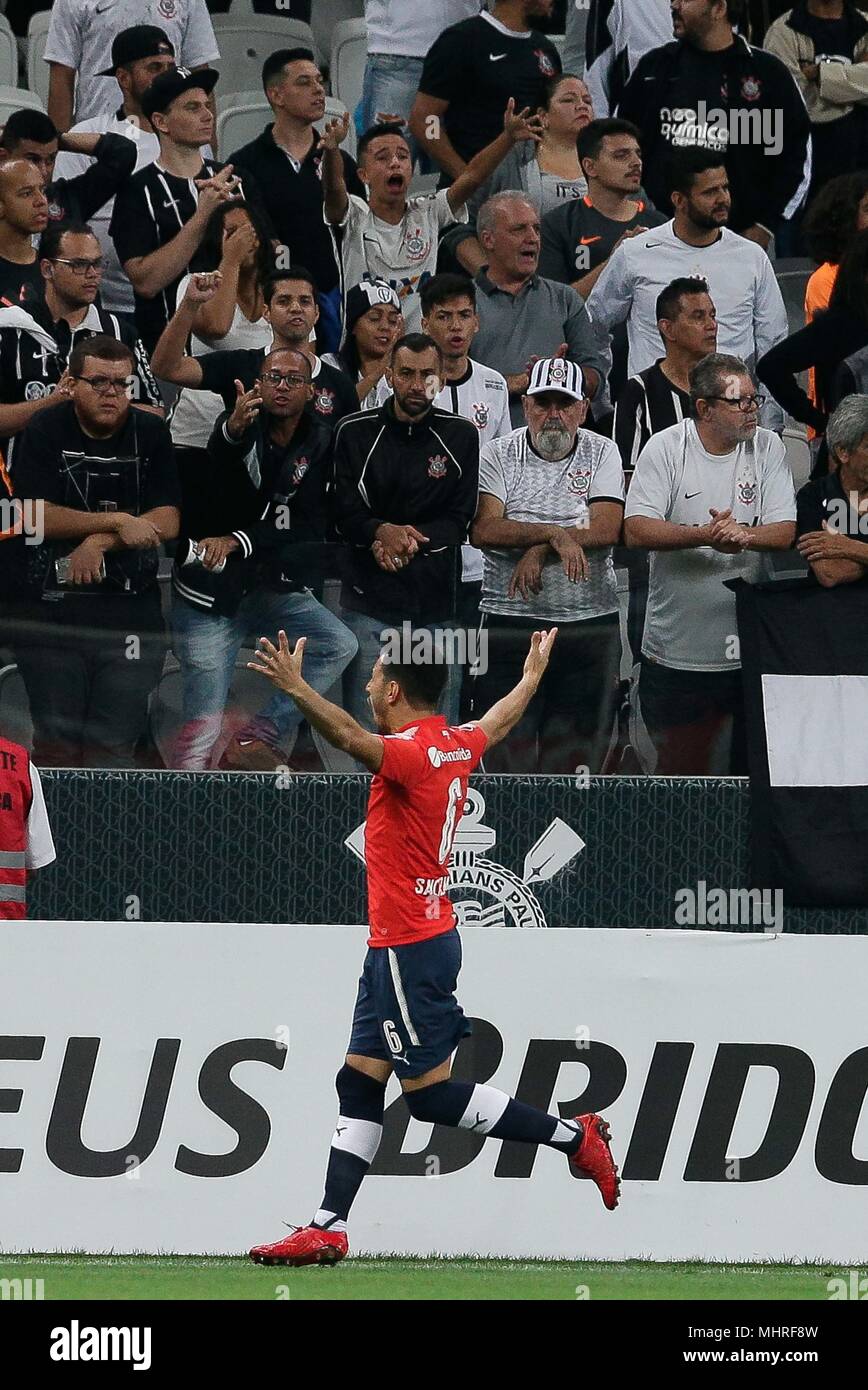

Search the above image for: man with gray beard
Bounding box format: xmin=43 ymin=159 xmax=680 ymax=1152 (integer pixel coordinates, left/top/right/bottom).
xmin=470 ymin=357 xmax=625 ymax=771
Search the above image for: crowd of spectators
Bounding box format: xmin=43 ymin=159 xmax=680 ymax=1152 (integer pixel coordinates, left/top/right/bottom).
xmin=0 ymin=0 xmax=867 ymax=777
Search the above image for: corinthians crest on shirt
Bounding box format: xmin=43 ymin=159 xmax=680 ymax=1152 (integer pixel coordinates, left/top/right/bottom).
xmin=291 ymin=457 xmax=310 ymax=487
xmin=428 ymin=453 xmax=448 ymax=479
xmin=471 ymin=400 xmax=490 ymax=430
xmin=313 ymin=386 xmax=335 ymax=416
xmin=737 ymin=478 xmax=757 ymax=507
xmin=535 ymin=48 xmax=556 ymax=77
xmin=404 ymin=227 xmax=431 ymax=263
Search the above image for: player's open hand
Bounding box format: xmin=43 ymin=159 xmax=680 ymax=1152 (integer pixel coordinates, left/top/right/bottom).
xmin=248 ymin=630 xmax=306 ymax=694
xmin=523 ymin=628 xmax=557 ymax=685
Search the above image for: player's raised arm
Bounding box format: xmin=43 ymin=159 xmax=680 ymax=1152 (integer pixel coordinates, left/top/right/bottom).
xmin=248 ymin=632 xmax=385 ymax=774
xmin=477 ymin=629 xmax=557 ymax=748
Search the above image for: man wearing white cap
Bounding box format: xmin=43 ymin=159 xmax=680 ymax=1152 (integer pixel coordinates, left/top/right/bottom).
xmin=470 ymin=355 xmax=625 ymax=772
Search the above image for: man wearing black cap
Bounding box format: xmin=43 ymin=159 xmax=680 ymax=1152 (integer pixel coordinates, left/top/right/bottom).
xmin=226 ymin=49 xmax=364 ymax=355
xmin=53 ymin=27 xmax=178 ymax=314
xmin=44 ymin=0 xmax=218 ymax=131
xmin=109 ymin=67 xmax=241 ymax=353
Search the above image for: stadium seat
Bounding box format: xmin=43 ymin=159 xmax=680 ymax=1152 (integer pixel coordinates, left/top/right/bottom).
xmin=312 ymin=0 xmax=364 ymax=71
xmin=330 ymin=17 xmax=367 ymax=118
xmin=0 ymin=14 xmax=18 ymax=89
xmin=783 ymin=424 xmax=812 ymax=491
xmin=218 ymin=94 xmax=354 ymax=161
xmin=25 ymin=9 xmax=51 ymax=110
xmin=774 ymin=257 xmax=814 ymax=337
xmin=0 ymin=81 xmax=44 ymax=121
xmin=210 ymin=16 xmax=322 ymax=91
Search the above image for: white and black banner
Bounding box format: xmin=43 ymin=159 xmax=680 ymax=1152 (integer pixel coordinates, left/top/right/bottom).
xmin=1 ymin=924 xmax=866 ymax=1261
xmin=735 ymin=577 xmax=868 ymax=906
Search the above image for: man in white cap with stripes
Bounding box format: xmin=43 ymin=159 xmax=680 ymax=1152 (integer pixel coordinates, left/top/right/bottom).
xmin=470 ymin=355 xmax=625 ymax=772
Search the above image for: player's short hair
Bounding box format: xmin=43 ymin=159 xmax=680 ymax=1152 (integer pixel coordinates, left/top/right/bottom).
xmin=576 ymin=118 xmax=641 ymax=168
xmin=38 ymin=221 xmax=97 ymax=263
xmin=263 ymin=266 xmax=319 ymax=305
xmin=477 ymin=190 xmax=535 ymax=240
xmin=357 ymin=123 xmax=410 ymax=165
xmin=2 ymin=109 xmax=58 ymax=149
xmin=688 ymin=352 xmax=750 ymax=413
xmin=390 ymin=332 xmax=444 ymax=366
xmin=68 ymin=334 xmax=134 ymax=377
xmin=665 ymin=147 xmax=727 ymax=198
xmin=656 ymin=276 xmax=711 ymax=323
xmin=420 ymin=273 xmax=476 ymax=317
xmin=826 ymin=394 xmax=868 ymax=463
xmin=380 ymin=656 xmax=449 ymax=710
xmin=262 ymin=47 xmax=317 ymax=93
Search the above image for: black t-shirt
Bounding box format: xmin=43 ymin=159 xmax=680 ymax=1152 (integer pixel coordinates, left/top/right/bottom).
xmin=538 ymin=195 xmax=665 ymax=283
xmin=0 ymin=302 xmax=161 ymax=423
xmin=418 ymin=14 xmax=562 ymax=167
xmin=198 ymin=348 xmax=358 ymax=432
xmin=13 ymin=402 xmax=181 ymax=600
xmin=797 ymin=469 xmax=868 ymax=556
xmin=109 ymin=159 xmax=243 ymax=353
xmin=227 ymin=126 xmax=363 ymax=297
xmin=0 ymin=257 xmax=43 ymax=308
xmin=797 ymin=12 xmax=858 ymax=62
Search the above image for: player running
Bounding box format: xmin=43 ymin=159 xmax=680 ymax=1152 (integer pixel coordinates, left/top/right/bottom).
xmin=247 ymin=626 xmax=619 ymax=1267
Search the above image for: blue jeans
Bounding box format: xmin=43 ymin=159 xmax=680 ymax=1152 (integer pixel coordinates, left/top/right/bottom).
xmin=340 ymin=608 xmax=462 ymax=739
xmin=171 ymin=587 xmax=358 ymax=770
xmin=358 ymin=53 xmax=429 ymax=169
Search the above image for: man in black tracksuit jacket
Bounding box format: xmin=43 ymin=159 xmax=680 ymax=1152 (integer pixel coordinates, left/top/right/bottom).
xmin=169 ymin=347 xmax=357 ymax=771
xmin=617 ymin=8 xmax=812 ymax=243
xmin=0 ymin=110 xmax=137 ymax=229
xmin=332 ymin=333 xmax=480 ymax=731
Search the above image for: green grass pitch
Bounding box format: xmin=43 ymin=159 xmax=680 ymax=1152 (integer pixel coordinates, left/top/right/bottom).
xmin=0 ymin=1256 xmax=842 ymax=1301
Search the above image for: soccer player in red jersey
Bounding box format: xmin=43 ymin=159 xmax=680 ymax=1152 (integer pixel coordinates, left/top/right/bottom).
xmin=247 ymin=626 xmax=619 ymax=1267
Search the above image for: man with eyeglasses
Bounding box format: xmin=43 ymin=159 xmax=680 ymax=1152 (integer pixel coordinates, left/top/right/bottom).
xmin=170 ymin=346 xmax=357 ymax=772
xmin=624 ymin=351 xmax=796 ymax=775
xmin=11 ymin=336 xmax=181 ymax=768
xmin=0 ymin=223 xmax=162 ymax=460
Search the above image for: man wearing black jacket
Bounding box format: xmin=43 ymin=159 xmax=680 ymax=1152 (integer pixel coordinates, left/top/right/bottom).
xmin=0 ymin=108 xmax=136 ymax=231
xmin=333 ymin=332 xmax=480 ymax=732
xmin=170 ymin=346 xmax=357 ymax=771
xmin=617 ymin=0 xmax=812 ymax=245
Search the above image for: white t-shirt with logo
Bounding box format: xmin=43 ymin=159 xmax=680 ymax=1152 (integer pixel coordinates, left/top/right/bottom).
xmin=479 ymin=425 xmax=626 ymax=621
xmin=376 ymin=357 xmax=511 ymax=581
xmin=330 ymin=189 xmax=467 ymax=333
xmin=625 ymin=419 xmax=796 ymax=671
xmin=44 ymin=0 xmax=220 ymax=125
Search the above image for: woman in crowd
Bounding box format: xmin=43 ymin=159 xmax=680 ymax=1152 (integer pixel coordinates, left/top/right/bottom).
xmin=322 ymin=280 xmax=403 ymax=408
xmin=447 ymin=73 xmax=594 ymax=275
xmin=169 ymin=199 xmax=277 ymax=462
xmin=803 ymin=172 xmax=868 ymax=323
xmin=758 ymin=229 xmax=868 ymax=460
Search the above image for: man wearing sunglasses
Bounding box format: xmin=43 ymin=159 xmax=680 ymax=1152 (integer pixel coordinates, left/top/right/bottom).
xmin=11 ymin=335 xmax=181 ymax=768
xmin=170 ymin=346 xmax=357 ymax=772
xmin=624 ymin=351 xmax=796 ymax=775
xmin=0 ymin=223 xmax=162 ymax=460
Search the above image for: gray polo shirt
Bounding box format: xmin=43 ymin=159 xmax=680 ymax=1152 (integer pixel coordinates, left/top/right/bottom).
xmin=471 ymin=271 xmax=608 ymax=426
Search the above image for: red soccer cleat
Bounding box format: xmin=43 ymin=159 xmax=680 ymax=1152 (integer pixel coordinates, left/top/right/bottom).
xmin=568 ymin=1113 xmax=621 ymax=1210
xmin=249 ymin=1225 xmax=349 ymax=1267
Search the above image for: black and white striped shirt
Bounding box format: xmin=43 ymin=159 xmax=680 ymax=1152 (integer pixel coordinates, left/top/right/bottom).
xmin=612 ymin=359 xmax=691 ymax=476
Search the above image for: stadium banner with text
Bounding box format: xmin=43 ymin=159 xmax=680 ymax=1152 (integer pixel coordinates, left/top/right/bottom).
xmin=1 ymin=924 xmax=866 ymax=1262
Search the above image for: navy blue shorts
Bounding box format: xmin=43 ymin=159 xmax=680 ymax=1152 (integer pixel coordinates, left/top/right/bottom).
xmin=347 ymin=928 xmax=472 ymax=1079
